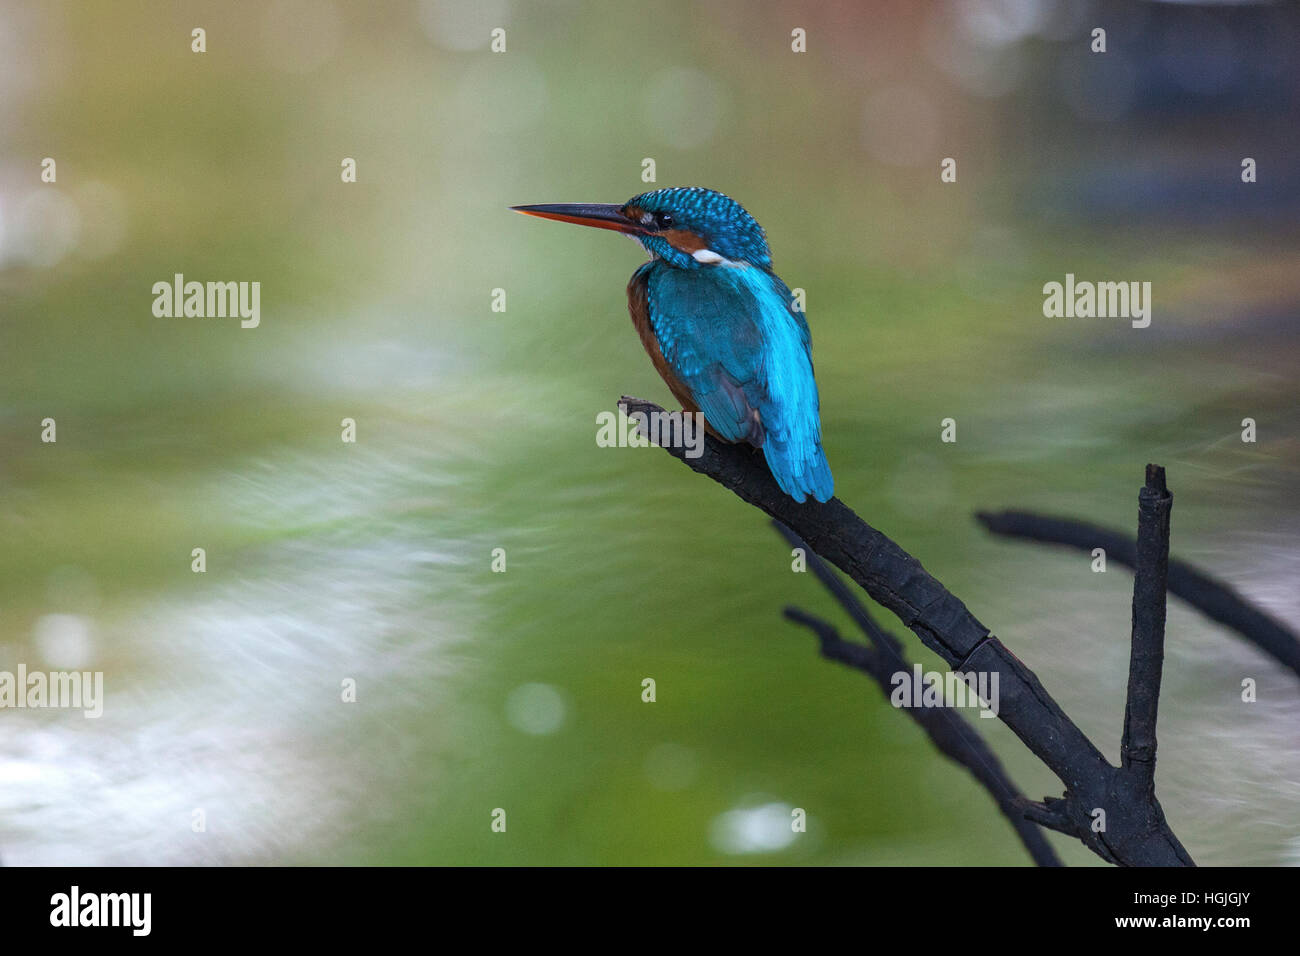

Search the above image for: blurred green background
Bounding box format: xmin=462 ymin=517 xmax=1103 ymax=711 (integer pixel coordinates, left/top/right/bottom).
xmin=0 ymin=0 xmax=1297 ymax=865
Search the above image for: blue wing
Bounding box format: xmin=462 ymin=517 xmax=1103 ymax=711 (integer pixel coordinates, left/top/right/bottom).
xmin=642 ymin=261 xmax=833 ymax=503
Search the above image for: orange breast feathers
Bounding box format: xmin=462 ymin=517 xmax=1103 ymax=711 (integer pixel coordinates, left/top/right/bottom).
xmin=626 ymin=269 xmax=701 ymax=418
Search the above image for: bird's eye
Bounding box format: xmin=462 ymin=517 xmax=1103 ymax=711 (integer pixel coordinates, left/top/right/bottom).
xmin=655 ymin=213 xmax=673 ymax=229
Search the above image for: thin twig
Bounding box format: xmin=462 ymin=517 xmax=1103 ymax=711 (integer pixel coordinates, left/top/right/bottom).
xmin=975 ymin=509 xmax=1300 ymax=680
xmin=778 ymin=522 xmax=1062 ymax=865
xmin=774 ymin=520 xmax=903 ymax=656
xmin=782 ymin=608 xmax=1062 ymax=867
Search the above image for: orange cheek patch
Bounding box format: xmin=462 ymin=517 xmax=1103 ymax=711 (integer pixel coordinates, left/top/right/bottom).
xmin=660 ymin=229 xmax=707 ymax=253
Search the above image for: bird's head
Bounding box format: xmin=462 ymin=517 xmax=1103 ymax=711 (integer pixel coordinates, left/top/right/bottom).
xmin=512 ymin=186 xmax=772 ymax=270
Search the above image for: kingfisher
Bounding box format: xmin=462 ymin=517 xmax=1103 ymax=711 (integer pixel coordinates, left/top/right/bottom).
xmin=512 ymin=186 xmax=833 ymax=503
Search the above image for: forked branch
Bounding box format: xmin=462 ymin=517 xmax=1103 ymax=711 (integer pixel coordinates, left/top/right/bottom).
xmin=622 ymin=396 xmax=1194 ymax=866
xmin=776 ymin=523 xmax=1062 ymax=866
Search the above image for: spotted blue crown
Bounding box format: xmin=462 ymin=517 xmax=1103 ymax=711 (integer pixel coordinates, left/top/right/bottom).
xmin=623 ymin=187 xmax=773 ymax=269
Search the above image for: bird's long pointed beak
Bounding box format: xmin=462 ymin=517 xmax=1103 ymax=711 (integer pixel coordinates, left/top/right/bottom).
xmin=510 ymin=202 xmax=645 ymax=235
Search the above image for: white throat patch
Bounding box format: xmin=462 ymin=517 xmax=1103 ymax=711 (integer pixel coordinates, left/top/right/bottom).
xmin=691 ymin=248 xmax=730 ymax=265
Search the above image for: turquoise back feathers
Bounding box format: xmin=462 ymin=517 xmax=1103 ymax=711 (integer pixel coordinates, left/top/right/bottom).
xmin=635 ymin=253 xmax=833 ymax=504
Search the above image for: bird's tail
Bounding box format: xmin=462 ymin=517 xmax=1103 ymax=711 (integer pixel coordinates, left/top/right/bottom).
xmin=764 ymin=440 xmax=834 ymax=504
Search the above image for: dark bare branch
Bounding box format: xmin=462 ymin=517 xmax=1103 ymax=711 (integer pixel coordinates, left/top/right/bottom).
xmin=1121 ymin=465 xmax=1173 ymax=789
xmin=622 ymin=395 xmax=1195 ymax=866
